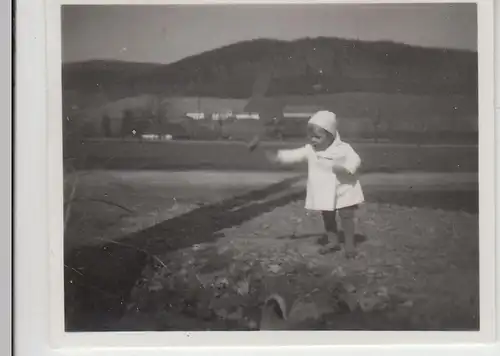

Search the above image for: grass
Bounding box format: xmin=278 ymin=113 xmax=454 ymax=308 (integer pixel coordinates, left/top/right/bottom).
xmin=65 ymin=140 xmax=478 ymax=173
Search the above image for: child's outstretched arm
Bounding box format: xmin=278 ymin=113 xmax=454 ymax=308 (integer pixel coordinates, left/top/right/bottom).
xmin=266 ymin=146 xmax=308 ymax=165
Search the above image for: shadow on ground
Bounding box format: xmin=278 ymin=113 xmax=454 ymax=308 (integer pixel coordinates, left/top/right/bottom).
xmin=65 ymin=175 xmax=305 ymax=330
xmin=64 ymin=175 xmax=478 ymax=331
xmin=288 ymin=232 xmax=367 ymax=244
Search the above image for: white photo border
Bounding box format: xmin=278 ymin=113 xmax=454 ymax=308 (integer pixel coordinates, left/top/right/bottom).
xmin=2 ymin=0 xmax=12 ymax=355
xmin=15 ymin=0 xmax=499 ymax=354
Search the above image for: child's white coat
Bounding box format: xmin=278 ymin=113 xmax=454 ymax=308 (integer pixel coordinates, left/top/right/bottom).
xmin=276 ymin=135 xmax=364 ymax=211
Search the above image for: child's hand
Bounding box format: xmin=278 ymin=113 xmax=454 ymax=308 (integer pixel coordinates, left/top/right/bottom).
xmin=332 ymin=164 xmax=348 ymax=174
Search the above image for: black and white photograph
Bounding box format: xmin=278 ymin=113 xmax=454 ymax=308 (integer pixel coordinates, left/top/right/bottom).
xmin=59 ymin=1 xmax=485 ymax=335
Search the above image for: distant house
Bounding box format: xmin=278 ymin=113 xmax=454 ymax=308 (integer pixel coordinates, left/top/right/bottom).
xmin=235 ymin=112 xmax=260 ymax=120
xmin=212 ymin=110 xmax=234 ymax=121
xmin=185 ymin=112 xmax=205 ymax=120
xmin=141 ymin=133 xmax=160 ymax=141
xmin=141 ymin=134 xmax=173 ymax=140
xmin=282 ymin=112 xmax=315 ymax=119
xmin=186 ymin=111 xmax=260 ymax=121
xmin=282 ymin=104 xmax=322 ymax=119
xmin=243 ymin=100 xmax=321 ymax=121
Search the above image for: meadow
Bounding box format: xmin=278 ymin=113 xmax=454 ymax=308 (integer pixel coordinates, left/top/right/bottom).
xmin=66 ymin=139 xmax=478 ymax=173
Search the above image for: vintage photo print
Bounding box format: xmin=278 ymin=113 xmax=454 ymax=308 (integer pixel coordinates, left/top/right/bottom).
xmin=44 ymin=0 xmax=496 ymax=348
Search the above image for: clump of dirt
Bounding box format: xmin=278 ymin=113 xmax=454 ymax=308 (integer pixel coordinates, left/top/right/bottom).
xmin=121 ymin=243 xmax=351 ymax=330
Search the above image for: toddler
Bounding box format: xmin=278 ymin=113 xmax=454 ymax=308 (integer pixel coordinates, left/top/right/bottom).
xmin=267 ymin=111 xmax=364 ymax=257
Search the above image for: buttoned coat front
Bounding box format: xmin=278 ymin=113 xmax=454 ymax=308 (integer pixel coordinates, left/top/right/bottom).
xmin=276 ymin=135 xmax=364 ymax=211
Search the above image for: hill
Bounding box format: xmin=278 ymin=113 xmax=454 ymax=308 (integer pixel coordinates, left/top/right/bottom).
xmin=62 ymin=60 xmax=162 ymax=94
xmin=62 ymin=37 xmax=477 ymax=102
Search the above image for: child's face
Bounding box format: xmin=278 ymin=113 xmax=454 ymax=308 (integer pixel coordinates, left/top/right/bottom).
xmin=307 ymin=124 xmax=335 ymax=151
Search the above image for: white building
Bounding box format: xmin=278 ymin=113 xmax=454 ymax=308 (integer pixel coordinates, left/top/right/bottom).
xmin=185 ymin=112 xmax=205 ymax=120
xmin=235 ymin=112 xmax=260 ymax=120
xmin=282 ymin=104 xmax=322 ymax=119
xmin=282 ymin=112 xmax=315 ymax=119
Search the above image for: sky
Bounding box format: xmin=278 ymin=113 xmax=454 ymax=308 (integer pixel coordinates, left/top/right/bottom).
xmin=62 ymin=3 xmax=477 ymax=64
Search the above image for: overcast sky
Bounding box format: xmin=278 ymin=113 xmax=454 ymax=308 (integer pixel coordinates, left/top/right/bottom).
xmin=62 ymin=3 xmax=477 ymax=64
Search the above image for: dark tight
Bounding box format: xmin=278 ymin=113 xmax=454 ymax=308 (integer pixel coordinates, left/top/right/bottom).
xmin=321 ymin=205 xmax=357 ymax=253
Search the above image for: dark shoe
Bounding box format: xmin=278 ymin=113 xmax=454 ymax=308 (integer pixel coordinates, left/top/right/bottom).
xmin=344 ymin=250 xmax=357 ymax=259
xmin=344 ymin=244 xmax=357 ymax=259
xmin=326 ymin=232 xmax=339 ymax=246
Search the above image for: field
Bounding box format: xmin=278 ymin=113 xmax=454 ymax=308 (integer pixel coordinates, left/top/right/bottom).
xmin=66 ymin=93 xmax=477 ymax=141
xmin=94 ymin=93 xmax=477 ymax=125
xmin=66 ymin=140 xmax=478 ymax=172
xmin=63 ymin=139 xmax=479 ymax=332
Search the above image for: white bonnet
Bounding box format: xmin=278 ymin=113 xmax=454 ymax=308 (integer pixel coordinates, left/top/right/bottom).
xmin=308 ymin=111 xmax=337 ymax=135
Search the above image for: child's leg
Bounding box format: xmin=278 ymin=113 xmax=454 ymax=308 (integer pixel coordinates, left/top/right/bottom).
xmin=338 ymin=206 xmax=357 ymax=257
xmin=320 ymin=210 xmax=340 ymax=252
